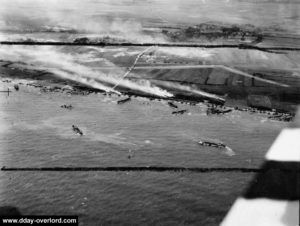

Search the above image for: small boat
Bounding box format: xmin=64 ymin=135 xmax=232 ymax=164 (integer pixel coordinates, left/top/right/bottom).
xmin=198 ymin=138 xmax=226 ymax=149
xmin=72 ymin=125 xmax=83 ymax=136
xmin=172 ymin=109 xmax=188 ymax=115
xmin=168 ymin=102 xmax=178 ymax=109
xmin=198 ymin=138 xmax=235 ymax=156
xmin=61 ymin=104 xmax=73 ymax=110
xmin=268 ymin=114 xmax=294 ymax=122
xmin=207 ymin=106 xmax=232 ymax=115
xmin=117 ymin=97 xmax=131 ymax=104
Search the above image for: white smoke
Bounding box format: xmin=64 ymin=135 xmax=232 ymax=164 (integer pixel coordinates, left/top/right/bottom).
xmin=152 ymin=80 xmax=224 ymax=102
xmin=0 ymin=0 xmax=167 ymax=43
xmin=0 ymin=46 xmax=173 ymax=97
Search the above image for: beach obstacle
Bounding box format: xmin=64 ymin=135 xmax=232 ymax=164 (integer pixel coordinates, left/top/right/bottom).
xmin=0 ymin=88 xmax=11 ymax=96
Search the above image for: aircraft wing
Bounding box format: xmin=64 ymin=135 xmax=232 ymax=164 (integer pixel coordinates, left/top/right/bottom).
xmin=221 ymin=108 xmax=300 ymax=226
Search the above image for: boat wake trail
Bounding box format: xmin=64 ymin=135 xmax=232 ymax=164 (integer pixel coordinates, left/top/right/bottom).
xmin=224 ymin=146 xmax=236 ymax=157
xmin=17 ymin=118 xmax=139 ymax=148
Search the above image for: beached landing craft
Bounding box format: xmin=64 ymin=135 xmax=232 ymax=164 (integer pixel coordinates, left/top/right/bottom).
xmin=206 ymin=106 xmax=232 ymax=115
xmin=117 ymin=97 xmax=131 ymax=104
xmin=172 ymin=109 xmax=188 ymax=115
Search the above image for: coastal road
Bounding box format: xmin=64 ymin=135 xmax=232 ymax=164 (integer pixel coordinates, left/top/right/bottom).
xmin=92 ymin=64 xmax=291 ymax=88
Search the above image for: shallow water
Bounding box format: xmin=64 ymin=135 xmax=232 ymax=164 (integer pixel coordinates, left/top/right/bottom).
xmin=0 ymin=84 xmax=286 ymax=225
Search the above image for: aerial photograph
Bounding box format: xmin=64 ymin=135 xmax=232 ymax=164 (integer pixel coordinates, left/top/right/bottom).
xmin=0 ymin=0 xmax=299 ymax=225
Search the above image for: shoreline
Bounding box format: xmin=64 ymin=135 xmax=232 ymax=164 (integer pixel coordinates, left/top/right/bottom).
xmin=0 ymin=75 xmax=295 ymax=122
xmin=1 ymin=55 xmax=299 ymax=115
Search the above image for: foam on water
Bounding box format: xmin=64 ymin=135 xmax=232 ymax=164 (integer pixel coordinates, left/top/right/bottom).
xmin=16 ymin=118 xmax=139 ymax=149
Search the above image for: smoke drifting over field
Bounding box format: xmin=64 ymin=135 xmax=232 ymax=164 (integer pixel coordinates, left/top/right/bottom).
xmin=2 ymin=0 xmax=299 ymax=32
xmin=0 ymin=46 xmax=173 ymax=97
xmin=1 ymin=0 xmax=299 ymax=42
xmin=0 ymin=0 xmax=167 ymax=42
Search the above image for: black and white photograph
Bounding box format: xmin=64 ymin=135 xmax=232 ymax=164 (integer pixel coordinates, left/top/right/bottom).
xmin=0 ymin=0 xmax=299 ymax=225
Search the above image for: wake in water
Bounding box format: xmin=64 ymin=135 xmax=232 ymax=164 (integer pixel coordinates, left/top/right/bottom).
xmin=183 ymin=133 xmax=236 ymax=157
xmin=224 ymin=146 xmax=235 ymax=157
xmin=16 ymin=118 xmax=138 ymax=149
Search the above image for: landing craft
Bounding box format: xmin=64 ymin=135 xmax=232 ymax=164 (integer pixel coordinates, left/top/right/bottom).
xmin=72 ymin=125 xmax=83 ymax=136
xmin=268 ymin=113 xmax=294 ymax=122
xmin=172 ymin=109 xmax=188 ymax=115
xmin=61 ymin=104 xmax=73 ymax=110
xmin=168 ymin=102 xmax=178 ymax=108
xmin=198 ymin=139 xmax=226 ymax=149
xmin=117 ymin=97 xmax=131 ymax=104
xmin=206 ymin=106 xmax=232 ymax=115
